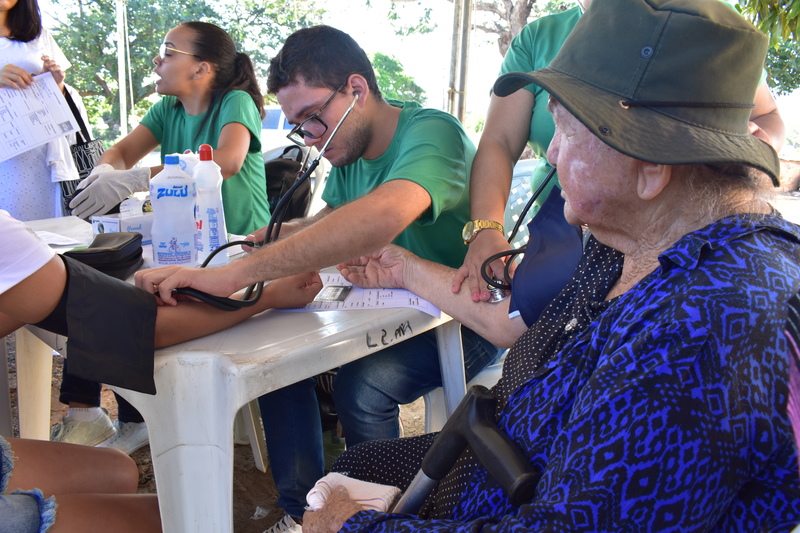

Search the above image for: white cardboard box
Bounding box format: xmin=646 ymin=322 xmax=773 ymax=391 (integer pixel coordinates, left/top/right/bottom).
xmin=91 ymin=212 xmax=154 ymax=245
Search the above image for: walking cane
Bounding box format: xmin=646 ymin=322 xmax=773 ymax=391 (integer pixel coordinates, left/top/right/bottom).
xmin=392 ymin=385 xmax=538 ymax=514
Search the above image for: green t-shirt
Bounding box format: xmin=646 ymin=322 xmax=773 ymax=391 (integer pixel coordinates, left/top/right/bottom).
xmin=322 ymin=100 xmax=475 ymax=268
xmin=140 ymin=90 xmax=271 ymax=235
xmin=498 ymin=7 xmax=582 ymax=203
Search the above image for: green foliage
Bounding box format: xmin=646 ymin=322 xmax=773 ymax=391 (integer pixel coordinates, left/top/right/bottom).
xmin=737 ymin=0 xmax=798 ymax=45
xmin=387 ymin=1 xmax=435 ymax=35
xmin=766 ymin=39 xmax=800 ymax=95
xmin=371 ymin=52 xmax=427 ymax=104
xmin=50 ymin=0 xmax=324 ymax=143
xmin=531 ymin=0 xmax=580 ymax=18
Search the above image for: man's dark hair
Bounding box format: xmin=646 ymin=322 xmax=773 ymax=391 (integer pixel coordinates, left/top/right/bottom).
xmin=7 ymin=0 xmax=42 ymax=42
xmin=267 ymin=25 xmax=381 ymax=99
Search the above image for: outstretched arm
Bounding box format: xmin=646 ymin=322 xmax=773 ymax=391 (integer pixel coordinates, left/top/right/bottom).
xmin=0 ymin=252 xmax=321 ymax=348
xmin=137 ymin=179 xmax=431 ymax=304
xmin=152 ymin=271 xmax=322 ymax=347
xmin=339 ymin=245 xmax=526 ymax=348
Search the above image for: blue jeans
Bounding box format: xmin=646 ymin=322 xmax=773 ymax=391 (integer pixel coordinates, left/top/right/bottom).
xmin=1 ymin=437 xmax=56 ymax=533
xmin=258 ymin=327 xmax=500 ymax=518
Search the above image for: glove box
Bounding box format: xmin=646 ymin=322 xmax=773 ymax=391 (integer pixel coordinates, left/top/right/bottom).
xmin=91 ymin=211 xmax=154 ymax=246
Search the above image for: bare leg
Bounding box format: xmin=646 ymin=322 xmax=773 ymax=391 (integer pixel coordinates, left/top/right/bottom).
xmin=47 ymin=493 xmax=160 ymax=533
xmin=5 ymin=438 xmax=138 ymax=496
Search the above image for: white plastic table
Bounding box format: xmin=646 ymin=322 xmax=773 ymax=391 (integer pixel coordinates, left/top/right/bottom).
xmin=16 ymin=216 xmax=468 ymax=533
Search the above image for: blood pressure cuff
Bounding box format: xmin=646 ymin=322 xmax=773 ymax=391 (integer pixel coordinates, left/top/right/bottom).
xmin=509 ymin=185 xmax=584 ymax=326
xmin=33 ymin=255 xmax=157 ymax=394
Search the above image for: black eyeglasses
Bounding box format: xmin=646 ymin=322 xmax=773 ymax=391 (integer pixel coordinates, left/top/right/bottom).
xmin=287 ymin=81 xmax=348 ymax=146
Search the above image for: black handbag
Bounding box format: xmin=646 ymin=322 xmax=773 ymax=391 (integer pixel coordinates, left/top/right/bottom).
xmin=61 ymin=88 xmax=105 ymax=212
xmin=265 ymin=145 xmax=311 ymax=221
xmin=63 ymin=231 xmax=144 ymax=280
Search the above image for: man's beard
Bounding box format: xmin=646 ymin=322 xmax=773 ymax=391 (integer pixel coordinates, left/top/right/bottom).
xmin=327 ymin=111 xmax=372 ymax=168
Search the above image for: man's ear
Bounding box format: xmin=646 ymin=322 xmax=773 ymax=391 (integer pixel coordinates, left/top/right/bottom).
xmin=347 ymin=74 xmax=369 ymax=102
xmin=637 ymin=161 xmax=672 ymax=201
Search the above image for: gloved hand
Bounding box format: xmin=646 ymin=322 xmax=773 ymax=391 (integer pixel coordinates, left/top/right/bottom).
xmin=69 ymin=164 xmax=151 ymax=219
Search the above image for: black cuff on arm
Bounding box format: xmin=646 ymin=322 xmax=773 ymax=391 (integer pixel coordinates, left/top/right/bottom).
xmin=33 ymin=256 xmax=158 ymax=395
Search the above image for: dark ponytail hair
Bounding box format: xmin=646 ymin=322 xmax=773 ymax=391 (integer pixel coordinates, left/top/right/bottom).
xmin=179 ymin=21 xmax=265 ymax=143
xmin=6 ymin=0 xmax=42 ymax=42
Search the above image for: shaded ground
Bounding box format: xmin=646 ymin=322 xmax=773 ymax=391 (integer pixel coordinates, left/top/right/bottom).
xmin=8 ymin=340 xmax=426 ymax=533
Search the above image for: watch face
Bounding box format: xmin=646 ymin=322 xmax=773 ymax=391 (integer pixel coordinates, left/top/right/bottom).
xmin=462 ymin=220 xmax=475 ymax=241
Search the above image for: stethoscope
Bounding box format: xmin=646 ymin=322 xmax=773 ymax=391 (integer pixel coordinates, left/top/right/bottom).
xmin=480 ymin=165 xmax=556 ymax=297
xmin=172 ymin=94 xmax=359 ymax=311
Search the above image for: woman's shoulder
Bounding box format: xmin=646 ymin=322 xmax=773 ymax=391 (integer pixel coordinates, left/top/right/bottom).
xmin=218 ymin=90 xmax=261 ymax=121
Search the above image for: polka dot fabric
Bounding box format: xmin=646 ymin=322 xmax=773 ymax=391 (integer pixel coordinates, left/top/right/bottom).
xmin=335 ymin=214 xmax=800 ymax=532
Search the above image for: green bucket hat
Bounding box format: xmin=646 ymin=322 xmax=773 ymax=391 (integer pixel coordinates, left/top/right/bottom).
xmin=494 ymin=0 xmax=780 ymax=185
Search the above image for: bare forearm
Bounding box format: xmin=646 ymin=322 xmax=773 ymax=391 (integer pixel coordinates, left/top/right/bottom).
xmin=469 ymin=140 xmax=517 ymax=222
xmin=237 ymin=210 xmax=399 ymax=284
xmin=238 ymin=185 xmax=424 ymax=284
xmin=403 ymin=257 xmax=526 ymax=348
xmin=152 ymin=272 xmax=321 ymax=347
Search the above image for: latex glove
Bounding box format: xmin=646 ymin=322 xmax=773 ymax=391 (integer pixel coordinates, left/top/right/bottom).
xmin=69 ymin=164 xmax=150 ymax=219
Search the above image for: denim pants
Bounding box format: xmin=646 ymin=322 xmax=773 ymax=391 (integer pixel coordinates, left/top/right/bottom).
xmin=1 ymin=437 xmax=56 ymax=533
xmin=59 ymin=358 xmax=144 ymax=423
xmin=258 ymin=326 xmax=501 ymax=518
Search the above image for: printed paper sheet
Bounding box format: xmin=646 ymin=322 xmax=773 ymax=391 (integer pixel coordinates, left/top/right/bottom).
xmin=0 ymin=72 xmax=78 ymax=162
xmin=296 ymin=271 xmax=441 ymax=318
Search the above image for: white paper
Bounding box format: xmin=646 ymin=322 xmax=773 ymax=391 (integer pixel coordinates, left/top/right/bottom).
xmin=34 ymin=230 xmax=82 ymax=247
xmin=295 ymin=272 xmax=441 ymax=318
xmin=0 ymin=72 xmax=79 ymax=162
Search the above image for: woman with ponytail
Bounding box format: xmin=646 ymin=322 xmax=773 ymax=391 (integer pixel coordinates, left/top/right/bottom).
xmin=56 ymin=22 xmax=271 ymax=454
xmin=68 ymin=21 xmax=271 ymax=237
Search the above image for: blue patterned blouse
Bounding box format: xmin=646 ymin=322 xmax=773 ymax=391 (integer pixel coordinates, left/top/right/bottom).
xmin=343 ymin=213 xmax=800 ymax=532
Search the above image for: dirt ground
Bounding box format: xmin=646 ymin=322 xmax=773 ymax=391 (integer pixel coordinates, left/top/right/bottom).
xmin=8 ymin=338 xmax=427 ymax=533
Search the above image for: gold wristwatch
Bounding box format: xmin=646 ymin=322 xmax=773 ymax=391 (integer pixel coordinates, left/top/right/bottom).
xmin=462 ymin=219 xmax=504 ymax=244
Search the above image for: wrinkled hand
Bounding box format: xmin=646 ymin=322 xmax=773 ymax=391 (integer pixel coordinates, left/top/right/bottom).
xmin=267 ymin=272 xmax=323 ymax=308
xmin=337 ymin=245 xmax=412 ymax=289
xmin=453 ymin=230 xmax=512 ymax=302
xmin=0 ymin=63 xmax=34 ymax=89
xmin=302 ymin=486 xmax=364 ymax=533
xmin=41 ymin=55 xmax=65 ymax=88
xmin=69 ymin=164 xmax=150 ymax=219
xmin=134 ymin=265 xmax=240 ymax=306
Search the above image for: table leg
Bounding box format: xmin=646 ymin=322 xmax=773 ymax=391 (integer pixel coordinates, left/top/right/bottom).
xmin=16 ymin=328 xmax=53 ymax=440
xmin=112 ymin=352 xmax=237 ymax=533
xmin=435 ymin=320 xmax=467 ymax=419
xmin=0 ymin=336 xmax=14 ymax=437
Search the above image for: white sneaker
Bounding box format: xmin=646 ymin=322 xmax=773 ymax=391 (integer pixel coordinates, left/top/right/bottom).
xmin=263 ymin=515 xmax=302 ymax=533
xmin=50 ymin=408 xmax=116 ymax=446
xmin=95 ymin=420 xmax=149 ymax=455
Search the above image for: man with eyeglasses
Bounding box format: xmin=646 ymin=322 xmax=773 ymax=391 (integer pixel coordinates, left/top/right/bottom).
xmin=136 ymin=25 xmax=502 ymax=528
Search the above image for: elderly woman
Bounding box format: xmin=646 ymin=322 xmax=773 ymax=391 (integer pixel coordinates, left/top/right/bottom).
xmin=301 ymin=0 xmax=800 ymax=531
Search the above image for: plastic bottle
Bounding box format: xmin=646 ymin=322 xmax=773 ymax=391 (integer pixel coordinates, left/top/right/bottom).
xmin=149 ymin=154 xmax=197 ymax=266
xmin=194 ymin=144 xmax=228 ymax=265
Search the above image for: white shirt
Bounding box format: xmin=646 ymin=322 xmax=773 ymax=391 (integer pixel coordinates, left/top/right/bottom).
xmin=0 ymin=210 xmax=55 ymax=294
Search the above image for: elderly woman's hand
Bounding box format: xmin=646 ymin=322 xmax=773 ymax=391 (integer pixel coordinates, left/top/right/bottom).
xmin=302 ymin=486 xmax=365 ymax=533
xmin=337 ymin=244 xmax=413 ymax=290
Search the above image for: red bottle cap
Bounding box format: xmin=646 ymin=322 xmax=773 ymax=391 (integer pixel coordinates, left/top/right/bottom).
xmin=199 ymin=144 xmax=213 ymax=161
